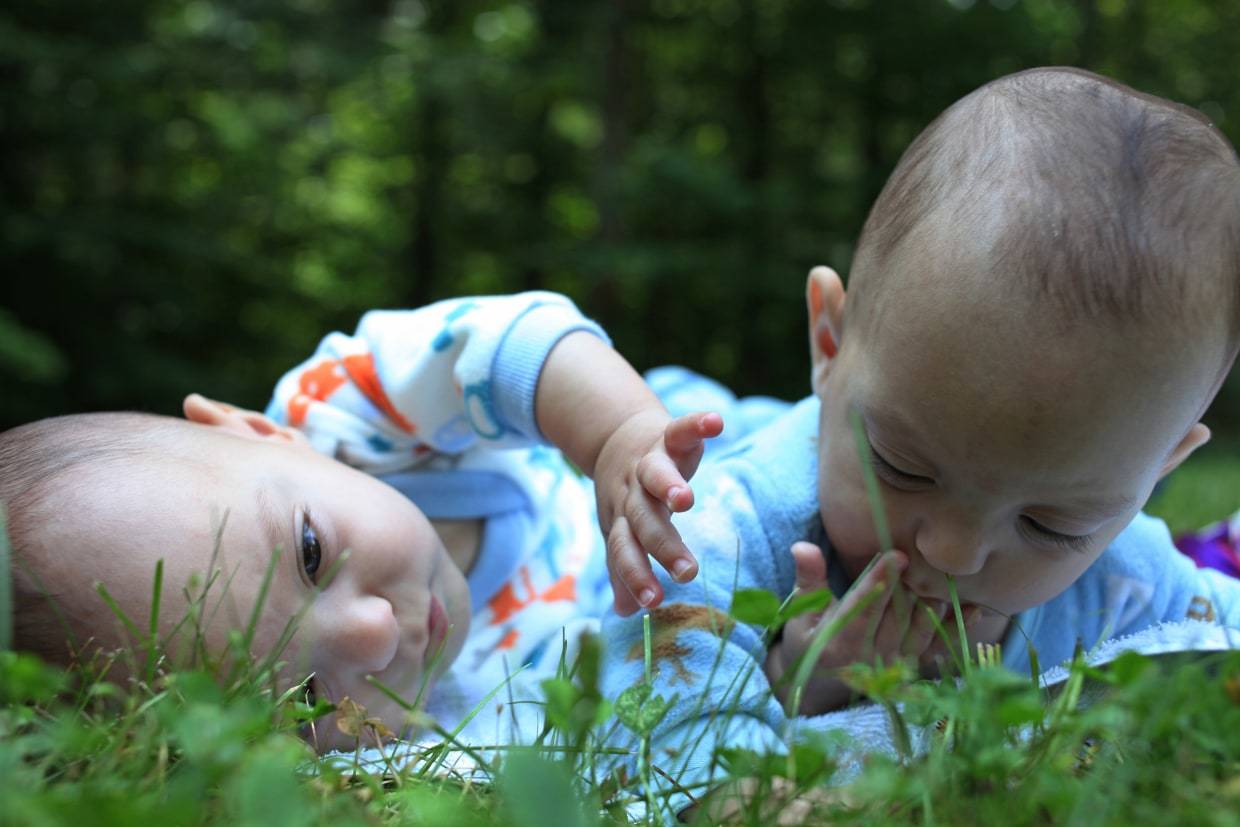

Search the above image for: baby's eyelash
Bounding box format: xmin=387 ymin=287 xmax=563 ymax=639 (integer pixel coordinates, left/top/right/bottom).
xmin=868 ymin=445 xmax=930 ymax=485
xmin=1019 ymin=517 xmax=1092 ymax=553
xmin=300 ymin=506 xmax=324 ymax=584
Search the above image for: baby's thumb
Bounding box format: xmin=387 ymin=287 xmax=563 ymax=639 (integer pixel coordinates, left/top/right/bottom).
xmin=790 ymin=541 xmax=829 ymax=593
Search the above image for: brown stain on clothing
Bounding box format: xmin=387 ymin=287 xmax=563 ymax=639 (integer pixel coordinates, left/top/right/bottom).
xmin=1187 ymin=595 xmax=1216 ymax=622
xmin=625 ymin=603 xmax=735 ymax=686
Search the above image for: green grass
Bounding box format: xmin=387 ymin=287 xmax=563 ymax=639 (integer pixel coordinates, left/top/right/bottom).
xmin=2 ymin=588 xmax=1239 ymax=826
xmin=2 ymin=447 xmax=1239 ymax=826
xmin=1146 ymin=435 xmax=1240 ymax=536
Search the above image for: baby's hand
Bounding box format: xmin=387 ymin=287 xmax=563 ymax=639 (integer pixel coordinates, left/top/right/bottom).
xmin=765 ymin=543 xmax=953 ymax=715
xmin=593 ymin=409 xmax=724 ymax=616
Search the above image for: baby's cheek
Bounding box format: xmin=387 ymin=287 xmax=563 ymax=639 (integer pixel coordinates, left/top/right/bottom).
xmin=991 ymin=551 xmax=1099 ymax=615
xmin=819 ymin=478 xmax=878 ymax=579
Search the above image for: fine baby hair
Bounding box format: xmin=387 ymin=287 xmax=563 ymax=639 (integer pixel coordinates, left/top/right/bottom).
xmin=848 ymin=67 xmax=1240 ymax=373
xmin=1 ymin=412 xmax=186 ymax=666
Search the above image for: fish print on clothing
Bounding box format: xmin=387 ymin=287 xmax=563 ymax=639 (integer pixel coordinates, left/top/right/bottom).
xmin=469 ymin=565 xmax=580 ymax=669
xmin=287 ymin=358 xmax=348 ymax=426
xmin=625 ymin=604 xmax=735 ymax=686
xmin=287 ymin=353 xmax=415 ymax=434
xmin=432 ymin=302 xmax=478 ymax=352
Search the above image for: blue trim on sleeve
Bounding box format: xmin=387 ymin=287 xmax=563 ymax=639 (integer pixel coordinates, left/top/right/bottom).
xmin=489 ymin=301 xmax=610 ymax=441
xmin=378 ymin=470 xmax=531 ymax=519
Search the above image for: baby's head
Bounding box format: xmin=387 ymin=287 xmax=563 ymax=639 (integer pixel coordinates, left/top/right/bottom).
xmin=807 ymin=68 xmax=1240 ymax=622
xmin=1 ymin=399 xmax=471 ymax=750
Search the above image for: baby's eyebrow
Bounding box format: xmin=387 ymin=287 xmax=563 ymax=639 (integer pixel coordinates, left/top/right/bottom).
xmin=858 ymin=404 xmax=918 ymax=441
xmin=1066 ymin=489 xmax=1137 ymax=515
xmin=255 ymin=485 xmax=287 ymax=555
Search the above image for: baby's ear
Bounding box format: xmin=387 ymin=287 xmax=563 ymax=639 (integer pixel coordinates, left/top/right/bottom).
xmin=1157 ymin=422 xmax=1211 ymax=481
xmin=182 ymin=393 xmax=310 ymax=447
xmin=806 ymin=265 xmax=846 ymax=397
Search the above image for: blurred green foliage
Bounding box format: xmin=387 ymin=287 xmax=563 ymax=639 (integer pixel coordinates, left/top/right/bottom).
xmin=2 ymin=0 xmax=1240 ymax=432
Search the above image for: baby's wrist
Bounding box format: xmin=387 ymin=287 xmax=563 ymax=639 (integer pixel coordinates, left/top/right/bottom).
xmin=600 ymin=406 xmax=671 ymax=468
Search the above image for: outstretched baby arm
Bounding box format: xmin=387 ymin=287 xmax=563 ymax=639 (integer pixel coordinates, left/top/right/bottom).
xmin=536 ymin=330 xmax=723 ymax=615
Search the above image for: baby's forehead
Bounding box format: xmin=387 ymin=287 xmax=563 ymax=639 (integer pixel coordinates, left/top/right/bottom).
xmin=852 ymin=69 xmax=1240 ymax=369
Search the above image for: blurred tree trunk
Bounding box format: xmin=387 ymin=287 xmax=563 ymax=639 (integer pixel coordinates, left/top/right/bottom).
xmin=739 ymin=2 xmax=771 ymax=390
xmin=410 ymin=92 xmax=443 ymax=308
xmin=587 ymin=0 xmax=630 ymax=314
xmin=521 ymin=99 xmax=552 ymax=293
xmin=1078 ymin=0 xmax=1100 ymax=67
xmin=408 ymin=2 xmax=456 ymax=307
xmin=597 ymin=0 xmax=628 ymax=247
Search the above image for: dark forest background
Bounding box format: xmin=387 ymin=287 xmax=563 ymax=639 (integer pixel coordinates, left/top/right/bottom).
xmin=3 ymin=0 xmax=1240 ymax=436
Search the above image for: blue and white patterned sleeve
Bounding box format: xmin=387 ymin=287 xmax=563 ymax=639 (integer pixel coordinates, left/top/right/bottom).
xmin=264 ymin=292 xmax=609 ymax=473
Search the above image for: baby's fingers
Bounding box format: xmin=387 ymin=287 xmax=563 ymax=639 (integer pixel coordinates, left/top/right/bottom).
xmin=637 ymin=451 xmax=695 ymax=512
xmin=790 ymin=541 xmax=829 ymax=593
xmin=902 ymin=599 xmax=948 ymax=658
xmin=663 ymin=412 xmax=724 ymax=474
xmin=825 ymin=551 xmax=906 ymax=646
xmin=626 ymin=487 xmax=698 ymax=583
xmin=607 ymin=516 xmax=661 ymax=616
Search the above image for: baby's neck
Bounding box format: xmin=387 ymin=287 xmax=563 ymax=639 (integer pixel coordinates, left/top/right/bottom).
xmin=431 ymin=518 xmax=483 ymax=575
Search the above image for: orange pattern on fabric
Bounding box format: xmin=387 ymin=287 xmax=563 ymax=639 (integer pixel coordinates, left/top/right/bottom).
xmin=288 ymin=394 xmax=312 ymax=427
xmin=541 ymin=575 xmax=577 ymax=604
xmin=341 ymin=353 xmax=416 ymax=434
xmin=487 ymin=567 xmax=578 ymax=626
xmin=496 ymin=628 xmax=520 ymax=650
xmin=288 ymin=359 xmax=349 ymax=426
xmin=299 ymin=358 xmax=348 ymax=398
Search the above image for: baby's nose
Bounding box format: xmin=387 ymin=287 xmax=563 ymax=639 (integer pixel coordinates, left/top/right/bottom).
xmin=914 ymin=520 xmax=989 ymax=577
xmin=329 ymin=594 xmax=400 ymax=674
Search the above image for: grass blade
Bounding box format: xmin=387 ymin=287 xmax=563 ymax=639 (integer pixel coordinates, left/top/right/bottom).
xmin=0 ymin=505 xmax=11 ymax=651
xmin=849 ymin=409 xmax=892 ymax=553
xmin=95 ymin=581 xmax=144 ymax=647
xmin=144 ymin=559 xmax=164 ymax=682
xmin=242 ymin=547 xmax=281 ymax=654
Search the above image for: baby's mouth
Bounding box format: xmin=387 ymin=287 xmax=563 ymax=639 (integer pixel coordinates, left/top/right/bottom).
xmin=901 ymin=582 xmax=982 ymax=615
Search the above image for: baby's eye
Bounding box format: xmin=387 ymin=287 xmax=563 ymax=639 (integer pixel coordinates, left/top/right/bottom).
xmin=868 ymin=445 xmax=933 ymax=488
xmin=1018 ymin=516 xmax=1092 ymax=552
xmin=301 ymin=515 xmax=322 ymax=582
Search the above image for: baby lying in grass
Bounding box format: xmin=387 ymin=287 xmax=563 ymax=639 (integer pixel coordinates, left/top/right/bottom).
xmin=1 ymin=293 xmax=728 ymax=751
xmin=598 ymin=67 xmax=1240 ymax=816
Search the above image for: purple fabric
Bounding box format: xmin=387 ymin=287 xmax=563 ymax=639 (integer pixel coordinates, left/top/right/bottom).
xmin=1174 ymin=514 xmax=1240 ymax=579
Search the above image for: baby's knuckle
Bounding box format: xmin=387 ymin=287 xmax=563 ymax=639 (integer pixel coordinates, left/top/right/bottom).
xmin=615 ymin=560 xmax=650 ymax=588
xmin=635 ymin=452 xmax=662 ymax=482
xmin=646 ymin=532 xmax=682 ymax=563
xmin=605 ymin=528 xmax=632 ymax=559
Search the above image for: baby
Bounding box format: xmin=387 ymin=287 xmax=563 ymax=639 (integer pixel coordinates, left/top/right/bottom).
xmin=596 ymin=67 xmax=1240 ymax=812
xmin=1 ymin=292 xmax=726 ymax=750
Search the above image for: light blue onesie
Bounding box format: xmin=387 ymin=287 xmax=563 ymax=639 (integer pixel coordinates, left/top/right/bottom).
xmin=598 ymin=395 xmax=1240 ymax=816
